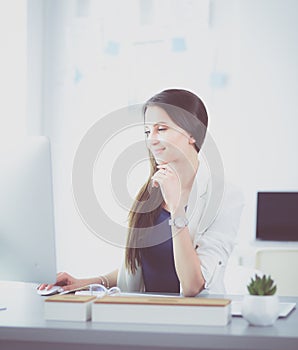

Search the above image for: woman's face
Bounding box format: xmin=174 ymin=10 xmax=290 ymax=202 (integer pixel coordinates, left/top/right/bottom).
xmin=144 ymin=105 xmax=195 ymax=165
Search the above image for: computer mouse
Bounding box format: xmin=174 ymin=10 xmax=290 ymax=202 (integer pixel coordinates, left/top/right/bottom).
xmin=37 ymin=285 xmax=63 ymax=296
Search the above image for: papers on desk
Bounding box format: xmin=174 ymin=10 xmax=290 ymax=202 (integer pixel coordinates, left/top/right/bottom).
xmin=231 ymin=301 xmax=296 ymax=318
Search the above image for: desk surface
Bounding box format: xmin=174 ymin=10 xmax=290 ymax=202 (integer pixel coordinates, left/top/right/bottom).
xmin=0 ymin=281 xmax=297 ymax=350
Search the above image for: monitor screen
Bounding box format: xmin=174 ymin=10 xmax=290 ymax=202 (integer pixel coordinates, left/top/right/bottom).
xmin=0 ymin=137 xmax=57 ymax=283
xmin=256 ymin=192 xmax=298 ymax=241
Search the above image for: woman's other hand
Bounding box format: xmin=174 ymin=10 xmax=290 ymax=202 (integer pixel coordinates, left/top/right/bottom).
xmin=151 ymin=164 xmax=185 ymax=213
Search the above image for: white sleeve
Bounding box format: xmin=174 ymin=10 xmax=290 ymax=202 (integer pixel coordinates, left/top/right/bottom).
xmin=194 ymin=183 xmax=245 ymax=291
xmin=117 ymin=253 xmax=145 ymax=292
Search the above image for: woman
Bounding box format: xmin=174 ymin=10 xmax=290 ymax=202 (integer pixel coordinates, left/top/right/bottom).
xmin=40 ymin=89 xmax=244 ymax=296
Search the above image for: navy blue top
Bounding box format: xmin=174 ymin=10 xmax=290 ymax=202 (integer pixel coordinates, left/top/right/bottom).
xmin=140 ymin=209 xmax=180 ymax=293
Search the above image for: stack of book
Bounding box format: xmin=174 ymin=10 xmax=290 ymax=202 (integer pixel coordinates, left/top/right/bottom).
xmin=92 ymin=295 xmax=231 ymax=326
xmin=44 ymin=294 xmax=97 ymax=321
xmin=44 ymin=293 xmax=231 ymax=325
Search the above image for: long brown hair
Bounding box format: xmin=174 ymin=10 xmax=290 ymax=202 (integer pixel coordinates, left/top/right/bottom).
xmin=125 ymin=89 xmax=208 ymax=274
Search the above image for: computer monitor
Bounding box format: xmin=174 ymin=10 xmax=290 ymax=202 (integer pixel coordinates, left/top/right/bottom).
xmin=0 ymin=136 xmax=57 ymax=283
xmin=256 ymin=191 xmax=298 ymax=241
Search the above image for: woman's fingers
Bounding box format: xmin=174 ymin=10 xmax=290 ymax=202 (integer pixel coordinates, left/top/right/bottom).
xmin=37 ymin=283 xmax=47 ymax=290
xmin=151 ymin=165 xmax=174 ymax=186
xmin=156 ymin=164 xmax=174 ymax=174
xmin=151 ymin=171 xmax=164 ymax=187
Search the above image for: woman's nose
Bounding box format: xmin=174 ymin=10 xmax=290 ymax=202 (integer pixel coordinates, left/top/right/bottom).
xmin=147 ymin=131 xmax=159 ymax=145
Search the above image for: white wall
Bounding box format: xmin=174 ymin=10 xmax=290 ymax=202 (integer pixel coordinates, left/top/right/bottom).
xmin=28 ymin=0 xmax=298 ymax=278
xmin=0 ymin=0 xmax=27 ymax=141
xmin=209 ymin=0 xmax=298 ymax=264
xmin=27 ymin=0 xmax=44 ymax=135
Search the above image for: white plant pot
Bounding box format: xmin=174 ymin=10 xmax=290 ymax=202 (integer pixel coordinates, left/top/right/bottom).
xmin=241 ymin=294 xmax=279 ymax=326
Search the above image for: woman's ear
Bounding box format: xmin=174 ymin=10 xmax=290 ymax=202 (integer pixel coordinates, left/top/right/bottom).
xmin=189 ymin=136 xmax=196 ymax=145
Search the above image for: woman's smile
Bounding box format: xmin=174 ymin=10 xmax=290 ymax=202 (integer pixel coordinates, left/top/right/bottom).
xmin=152 ymin=147 xmax=166 ymax=156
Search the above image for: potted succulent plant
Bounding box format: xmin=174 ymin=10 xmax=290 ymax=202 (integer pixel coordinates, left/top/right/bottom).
xmin=241 ymin=274 xmax=279 ymax=326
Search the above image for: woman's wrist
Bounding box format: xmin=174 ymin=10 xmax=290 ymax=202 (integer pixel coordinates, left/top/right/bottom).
xmin=98 ymin=275 xmax=110 ymax=289
xmin=170 ymin=206 xmax=186 ymax=218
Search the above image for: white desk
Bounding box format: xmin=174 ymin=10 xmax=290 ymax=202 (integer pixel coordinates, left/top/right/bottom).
xmin=0 ymin=281 xmax=297 ymax=350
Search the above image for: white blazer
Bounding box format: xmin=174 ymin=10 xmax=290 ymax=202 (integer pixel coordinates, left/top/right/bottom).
xmin=117 ymin=157 xmax=245 ymax=295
